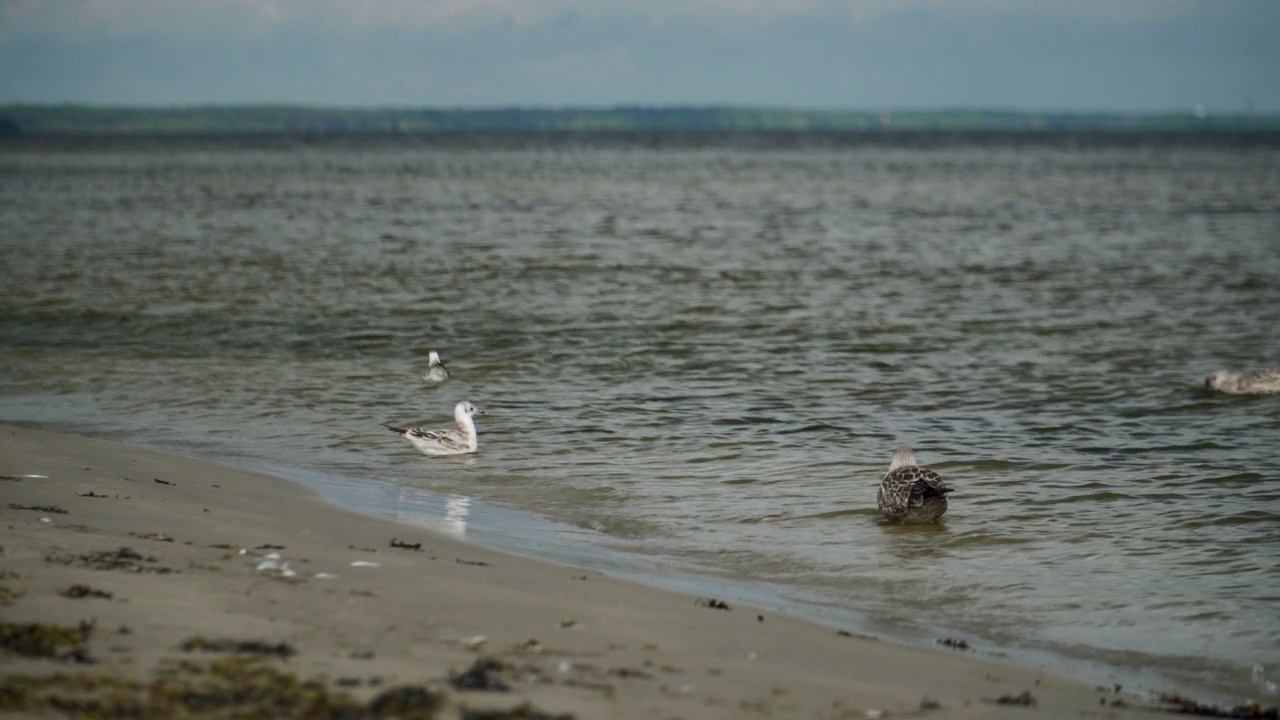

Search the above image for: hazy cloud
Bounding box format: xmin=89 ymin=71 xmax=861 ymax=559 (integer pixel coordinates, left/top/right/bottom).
xmin=0 ymin=0 xmax=1275 ymax=109
xmin=521 ymin=47 xmax=637 ymax=87
xmin=0 ymin=0 xmax=1214 ymax=43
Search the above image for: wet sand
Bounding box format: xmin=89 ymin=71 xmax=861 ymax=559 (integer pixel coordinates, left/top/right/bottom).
xmin=0 ymin=424 xmax=1198 ymax=718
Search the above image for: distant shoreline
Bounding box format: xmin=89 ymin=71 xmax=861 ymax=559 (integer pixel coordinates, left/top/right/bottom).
xmin=2 ymin=104 xmax=1279 ymax=135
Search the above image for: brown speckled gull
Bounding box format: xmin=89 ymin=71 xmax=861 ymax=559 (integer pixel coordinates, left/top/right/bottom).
xmin=877 ymin=447 xmax=952 ymax=524
xmin=1204 ymin=368 xmax=1280 ymax=395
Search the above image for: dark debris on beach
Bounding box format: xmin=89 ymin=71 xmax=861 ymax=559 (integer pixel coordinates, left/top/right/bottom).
xmin=180 ymin=636 xmax=297 ymax=658
xmin=8 ymin=503 xmax=68 ymax=514
xmin=1159 ymin=693 xmax=1279 ymax=719
xmin=59 ymin=584 xmax=114 ymax=600
xmin=450 ymin=657 xmax=513 ymax=692
xmin=130 ymin=531 xmax=174 ymax=542
xmin=0 ymin=656 xmax=453 ymax=719
xmin=462 ymin=701 xmax=577 ymax=719
xmin=0 ymin=619 xmax=95 ymax=664
xmin=50 ymin=546 xmax=175 ymax=574
xmin=994 ymin=690 xmax=1037 ymax=706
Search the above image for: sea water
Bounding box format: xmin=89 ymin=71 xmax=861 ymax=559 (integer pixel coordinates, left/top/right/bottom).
xmin=1 ymin=132 xmax=1277 ymax=702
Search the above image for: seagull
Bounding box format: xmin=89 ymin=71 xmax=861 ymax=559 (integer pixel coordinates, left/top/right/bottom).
xmin=423 ymin=351 xmax=450 ymax=383
xmin=1204 ymin=368 xmax=1280 ymax=395
xmin=385 ymin=401 xmax=480 ymax=456
xmin=877 ymin=447 xmax=952 ymax=524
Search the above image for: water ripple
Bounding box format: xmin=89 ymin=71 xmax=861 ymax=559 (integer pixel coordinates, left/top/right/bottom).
xmin=2 ymin=133 xmax=1278 ymax=703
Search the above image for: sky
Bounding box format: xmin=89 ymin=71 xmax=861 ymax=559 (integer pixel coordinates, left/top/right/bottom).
xmin=1 ymin=0 xmax=1278 ymax=112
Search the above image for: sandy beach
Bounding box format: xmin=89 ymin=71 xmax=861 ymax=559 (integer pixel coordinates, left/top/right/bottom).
xmin=0 ymin=424 xmax=1247 ymax=718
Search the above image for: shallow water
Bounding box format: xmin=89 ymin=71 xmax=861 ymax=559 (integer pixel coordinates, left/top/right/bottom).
xmin=2 ymin=132 xmax=1278 ymax=702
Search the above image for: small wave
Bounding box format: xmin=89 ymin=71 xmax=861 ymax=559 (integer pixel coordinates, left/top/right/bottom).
xmin=1032 ymin=491 xmax=1135 ymax=505
xmin=686 ymin=453 xmax=741 ymax=463
xmin=737 ymin=513 xmax=790 ymax=524
xmin=1194 ymin=472 xmax=1265 ymax=486
xmin=1178 ymin=511 xmax=1277 ymax=529
xmin=776 ymin=422 xmax=843 ymax=434
xmin=1179 ymin=611 xmax=1232 ymax=622
xmin=941 ymin=531 xmax=1036 ymax=547
xmin=711 ymin=416 xmax=780 ymax=426
xmin=339 ymin=331 xmax=396 ymax=347
xmin=560 ymin=426 xmax=616 ymax=435
xmin=802 ymin=508 xmax=878 ymax=521
xmin=1077 ymin=441 xmax=1227 ymax=455
xmin=570 ymin=514 xmax=665 ymax=540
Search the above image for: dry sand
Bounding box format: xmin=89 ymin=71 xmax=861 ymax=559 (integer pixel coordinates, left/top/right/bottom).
xmin=0 ymin=424 xmax=1214 ymax=718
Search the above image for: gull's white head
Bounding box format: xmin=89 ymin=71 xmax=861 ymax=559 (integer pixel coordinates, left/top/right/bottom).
xmin=888 ymin=446 xmax=918 ymax=472
xmin=455 ymin=401 xmax=479 ymax=422
xmin=428 ymin=351 xmax=444 ymax=367
xmin=1204 ymin=370 xmax=1237 ymax=392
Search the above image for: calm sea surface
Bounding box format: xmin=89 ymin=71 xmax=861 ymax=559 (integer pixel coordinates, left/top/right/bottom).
xmin=2 ymin=133 xmax=1278 ymax=702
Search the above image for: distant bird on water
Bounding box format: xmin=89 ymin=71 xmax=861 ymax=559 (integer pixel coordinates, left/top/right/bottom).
xmin=423 ymin=351 xmax=450 ymax=383
xmin=877 ymin=447 xmax=952 ymax=524
xmin=385 ymin=401 xmax=480 ymax=456
xmin=1204 ymin=368 xmax=1280 ymax=395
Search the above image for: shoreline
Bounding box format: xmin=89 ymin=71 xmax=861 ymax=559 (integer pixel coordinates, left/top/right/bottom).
xmin=0 ymin=424 xmax=1255 ymax=718
xmin=177 ymin=439 xmax=1256 ymax=707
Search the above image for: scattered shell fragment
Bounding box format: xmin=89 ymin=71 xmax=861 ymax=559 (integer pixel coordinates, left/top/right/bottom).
xmin=256 ymin=552 xmax=296 ymax=577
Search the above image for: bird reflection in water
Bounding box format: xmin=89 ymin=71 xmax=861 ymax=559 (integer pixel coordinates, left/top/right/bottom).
xmin=441 ymin=494 xmax=470 ymax=537
xmin=392 ymin=485 xmax=472 ymax=538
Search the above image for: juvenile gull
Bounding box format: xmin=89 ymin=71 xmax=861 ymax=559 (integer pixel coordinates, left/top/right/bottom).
xmin=877 ymin=447 xmax=952 ymax=524
xmin=1204 ymin=368 xmax=1280 ymax=395
xmin=385 ymin=401 xmax=480 ymax=456
xmin=423 ymin=351 xmax=450 ymax=383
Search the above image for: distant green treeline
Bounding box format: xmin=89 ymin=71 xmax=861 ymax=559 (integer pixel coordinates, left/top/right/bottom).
xmin=1 ymin=104 xmax=1278 ymax=135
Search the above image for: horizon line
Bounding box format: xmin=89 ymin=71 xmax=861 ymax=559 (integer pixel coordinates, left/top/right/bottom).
xmin=3 ymin=102 xmax=1277 ymax=117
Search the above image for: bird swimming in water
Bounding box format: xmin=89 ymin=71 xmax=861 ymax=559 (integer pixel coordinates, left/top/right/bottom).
xmin=423 ymin=351 xmax=450 ymax=383
xmin=385 ymin=401 xmax=480 ymax=456
xmin=1204 ymin=368 xmax=1280 ymax=395
xmin=877 ymin=447 xmax=952 ymax=524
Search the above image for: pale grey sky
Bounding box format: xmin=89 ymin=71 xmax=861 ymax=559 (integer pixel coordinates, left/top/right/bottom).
xmin=1 ymin=0 xmax=1277 ymax=111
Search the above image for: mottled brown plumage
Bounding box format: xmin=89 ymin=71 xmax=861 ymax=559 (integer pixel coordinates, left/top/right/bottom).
xmin=1204 ymin=368 xmax=1280 ymax=395
xmin=877 ymin=447 xmax=951 ymax=524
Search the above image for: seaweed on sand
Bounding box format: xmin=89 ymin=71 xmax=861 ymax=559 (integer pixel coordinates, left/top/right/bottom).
xmin=0 ymin=619 xmax=95 ymax=663
xmin=0 ymin=656 xmax=447 ymax=719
